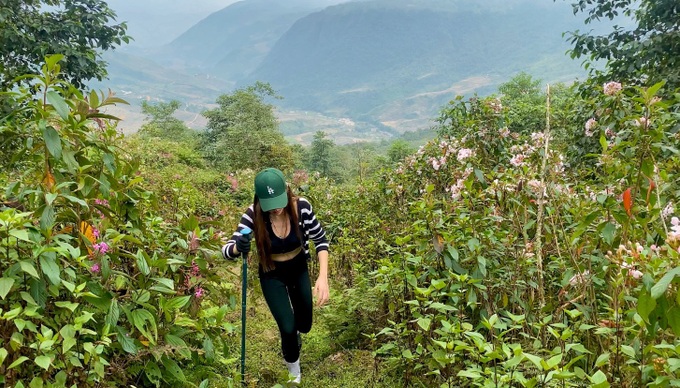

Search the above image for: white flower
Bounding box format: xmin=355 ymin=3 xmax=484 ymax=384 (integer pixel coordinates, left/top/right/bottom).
xmin=499 ymin=127 xmax=510 ymax=138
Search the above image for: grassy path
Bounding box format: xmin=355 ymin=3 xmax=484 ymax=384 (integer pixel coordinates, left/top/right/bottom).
xmin=226 ymin=286 xmax=398 ymax=387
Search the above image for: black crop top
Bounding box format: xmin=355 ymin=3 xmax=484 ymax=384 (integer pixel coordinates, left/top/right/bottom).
xmin=268 ymin=217 xmax=302 ymax=254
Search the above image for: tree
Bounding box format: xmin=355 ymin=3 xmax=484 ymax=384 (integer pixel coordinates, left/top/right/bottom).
xmin=138 ymin=100 xmax=195 ymax=142
xmin=0 ymin=0 xmax=129 ymax=88
xmin=201 ymin=81 xmax=294 ymax=172
xmin=565 ymin=0 xmax=680 ymax=90
xmin=499 ymin=73 xmax=546 ymax=135
xmin=387 ymin=139 xmax=414 ymax=164
xmin=308 ymin=131 xmax=335 ymax=178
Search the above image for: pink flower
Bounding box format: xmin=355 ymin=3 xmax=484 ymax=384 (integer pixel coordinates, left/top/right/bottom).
xmin=191 ymin=260 xmax=200 ymax=277
xmin=499 ymin=127 xmax=510 ymax=138
xmin=585 ymin=118 xmax=597 ymax=137
xmin=194 ymin=287 xmax=205 ymax=298
xmin=91 ymin=263 xmax=100 ymax=273
xmin=634 ymin=117 xmax=649 ymax=128
xmin=92 ymin=227 xmax=100 ymax=239
xmin=457 ymin=148 xmax=473 ymax=162
xmin=629 ymin=270 xmax=643 ymax=279
xmin=651 ymin=245 xmax=660 ymax=254
xmin=672 ymin=217 xmax=679 ymax=227
xmin=663 ymin=203 xmax=675 ymax=218
xmin=93 ymin=242 xmax=109 ymax=255
xmin=431 ymin=158 xmax=441 ymax=171
xmin=603 ymin=82 xmax=622 ymax=96
xmin=569 ymin=270 xmax=590 ymax=286
xmin=605 ymin=128 xmax=616 ymax=138
xmin=510 ymin=154 xmax=525 ymax=167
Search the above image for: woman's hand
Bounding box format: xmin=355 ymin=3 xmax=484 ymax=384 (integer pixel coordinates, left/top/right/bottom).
xmin=313 ymin=276 xmax=329 ymax=307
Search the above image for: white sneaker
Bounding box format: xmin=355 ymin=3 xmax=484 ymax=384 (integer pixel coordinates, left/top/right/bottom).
xmin=286 ymin=359 xmax=301 ymax=386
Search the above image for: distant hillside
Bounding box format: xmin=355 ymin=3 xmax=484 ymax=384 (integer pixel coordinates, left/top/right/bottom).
xmin=98 ymin=0 xmax=599 ymax=139
xmin=246 ymin=0 xmax=586 ymax=131
xmin=162 ymin=0 xmax=345 ymax=79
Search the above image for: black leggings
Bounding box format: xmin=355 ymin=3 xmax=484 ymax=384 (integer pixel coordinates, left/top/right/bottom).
xmin=259 ymin=253 xmax=313 ymax=362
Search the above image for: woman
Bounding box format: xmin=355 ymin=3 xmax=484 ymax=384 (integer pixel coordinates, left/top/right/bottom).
xmin=222 ymin=168 xmax=329 ymax=385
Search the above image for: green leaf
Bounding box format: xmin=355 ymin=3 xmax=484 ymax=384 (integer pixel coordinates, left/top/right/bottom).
xmin=39 ymin=205 xmax=55 ymax=231
xmin=458 ymin=369 xmax=482 ymax=378
xmin=29 ymin=377 xmax=44 ymax=388
xmin=145 ymin=361 xmax=162 ymax=385
xmin=595 ymin=353 xmax=610 ymax=367
xmin=416 ymin=317 xmax=431 ymax=331
xmin=9 ymin=229 xmax=30 ymax=242
xmin=39 ymin=254 xmax=61 ymax=285
xmin=55 ymin=301 xmax=79 ymax=312
xmin=9 ymin=356 xmax=29 ymax=369
xmin=42 ymin=125 xmax=62 ymax=159
xmin=161 ymin=356 xmax=186 ymax=382
xmin=116 ymin=327 xmax=137 ymax=354
xmin=524 ymin=353 xmax=543 ymax=369
xmin=601 ymin=222 xmax=617 ymax=245
xmin=668 ymin=306 xmax=680 ymax=336
xmin=47 ymin=91 xmax=70 ymax=120
xmin=589 ymin=370 xmax=610 ymax=388
xmin=62 ymin=195 xmax=88 ymax=208
xmin=136 ymin=251 xmax=150 ymax=276
xmin=106 ymin=299 xmax=120 ymax=327
xmin=0 ymin=278 xmax=15 ymax=299
xmin=19 ymin=261 xmax=39 ymax=278
xmin=34 ymin=355 xmax=51 ymax=370
xmin=102 ymin=153 xmax=115 ymax=174
xmin=651 ymin=267 xmax=680 ymax=299
xmin=637 ymin=289 xmax=657 ymax=324
xmin=0 ymin=347 xmax=8 ymax=366
xmin=165 ymin=296 xmax=191 ymax=311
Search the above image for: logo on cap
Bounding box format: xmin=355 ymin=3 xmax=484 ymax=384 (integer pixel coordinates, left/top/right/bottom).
xmin=267 ymin=186 xmax=274 ymax=195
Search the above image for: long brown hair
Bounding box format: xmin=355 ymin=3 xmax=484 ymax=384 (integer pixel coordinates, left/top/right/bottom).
xmin=253 ymin=186 xmax=302 ymax=272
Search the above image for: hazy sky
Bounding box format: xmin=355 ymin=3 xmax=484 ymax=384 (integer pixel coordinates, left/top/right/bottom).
xmin=105 ymin=0 xmax=240 ymax=47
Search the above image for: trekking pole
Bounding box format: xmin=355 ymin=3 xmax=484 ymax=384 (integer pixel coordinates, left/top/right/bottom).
xmin=240 ymin=227 xmax=252 ymax=386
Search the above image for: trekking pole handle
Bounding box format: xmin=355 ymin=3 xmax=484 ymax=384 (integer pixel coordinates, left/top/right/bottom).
xmin=240 ymin=227 xmax=251 ymax=386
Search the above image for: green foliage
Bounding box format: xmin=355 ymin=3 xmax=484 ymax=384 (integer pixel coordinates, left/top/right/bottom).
xmin=387 ymin=139 xmax=414 ymax=164
xmin=565 ymin=0 xmax=680 ymax=90
xmin=0 ymin=56 xmax=240 ymax=387
xmin=138 ymin=100 xmax=195 ymax=143
xmin=307 ymin=131 xmax=335 ymax=178
xmin=318 ymin=77 xmax=680 ymax=386
xmin=200 ymin=81 xmax=295 ymax=172
xmin=0 ymin=0 xmax=130 ymax=89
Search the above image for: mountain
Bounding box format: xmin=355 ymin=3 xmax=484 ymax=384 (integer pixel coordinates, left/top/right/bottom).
xmin=98 ymin=0 xmax=599 ymax=141
xmin=242 ymin=0 xmax=588 ymax=131
xmin=162 ymin=0 xmax=346 ymax=79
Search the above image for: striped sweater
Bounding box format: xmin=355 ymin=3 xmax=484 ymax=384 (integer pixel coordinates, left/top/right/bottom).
xmin=222 ymin=197 xmax=329 ymax=260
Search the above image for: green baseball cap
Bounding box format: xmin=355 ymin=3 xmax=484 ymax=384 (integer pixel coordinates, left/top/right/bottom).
xmin=254 ymin=168 xmax=288 ymax=212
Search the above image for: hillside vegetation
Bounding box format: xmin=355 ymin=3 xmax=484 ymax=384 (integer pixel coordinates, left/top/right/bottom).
xmin=2 ymin=0 xmax=679 ymax=387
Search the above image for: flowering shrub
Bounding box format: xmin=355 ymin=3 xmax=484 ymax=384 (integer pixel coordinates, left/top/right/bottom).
xmin=0 ymin=57 xmax=241 ymax=387
xmin=321 ymin=81 xmax=680 ymax=386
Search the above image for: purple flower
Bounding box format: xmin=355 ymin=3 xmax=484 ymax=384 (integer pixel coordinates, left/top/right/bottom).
xmin=91 ymin=263 xmax=101 ymax=273
xmin=194 ymin=287 xmax=205 ymax=298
